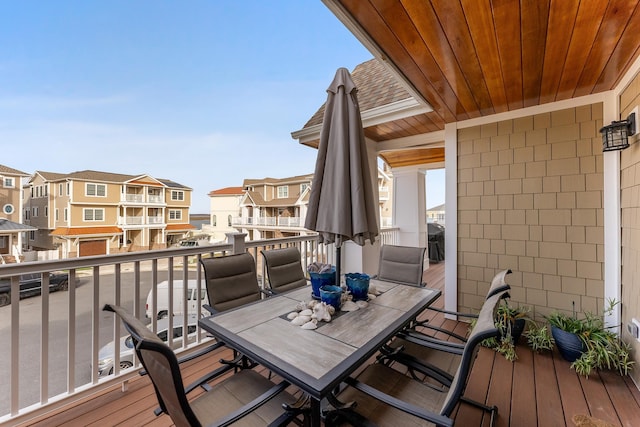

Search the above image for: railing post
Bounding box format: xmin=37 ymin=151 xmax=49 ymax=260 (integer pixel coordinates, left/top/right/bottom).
xmin=226 ymin=232 xmax=247 ymax=254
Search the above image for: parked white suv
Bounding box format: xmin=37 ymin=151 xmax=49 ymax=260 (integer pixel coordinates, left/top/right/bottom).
xmin=96 ymin=315 xmax=199 ymax=377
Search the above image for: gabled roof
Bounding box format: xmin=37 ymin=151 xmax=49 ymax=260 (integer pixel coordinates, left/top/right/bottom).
xmin=0 ymin=165 xmax=29 ymax=176
xmin=157 ymin=178 xmax=191 ymax=190
xmin=0 ymin=218 xmax=36 ymax=232
xmin=208 ymin=187 xmax=244 ymax=196
xmin=242 ymin=173 xmax=313 ymax=187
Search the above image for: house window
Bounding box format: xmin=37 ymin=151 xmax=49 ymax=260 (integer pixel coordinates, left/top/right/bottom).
xmin=212 ymin=215 xmax=217 ymax=226
xmin=228 ymin=215 xmax=232 ymax=226
xmin=55 ymin=209 xmax=59 ymax=221
xmin=84 ymin=208 xmax=104 ymax=221
xmin=32 ymin=207 xmax=38 ymax=217
xmin=29 ymin=231 xmax=35 ymax=240
xmin=44 ymin=184 xmax=48 ymax=196
xmin=66 ymin=182 xmax=70 ymax=195
xmin=64 ymin=208 xmax=68 ymax=221
xmin=3 ymin=177 xmax=14 ymax=188
xmin=277 ymin=186 xmax=288 ymax=198
xmin=59 ymin=183 xmax=63 ymax=195
xmin=300 ymin=183 xmax=309 ymax=193
xmin=24 ymin=209 xmax=30 ymax=220
xmin=44 ymin=206 xmax=48 ymax=217
xmin=171 ymin=190 xmax=184 ymax=201
xmin=86 ymin=183 xmax=106 ymax=197
xmin=3 ymin=204 xmax=14 ymax=214
xmin=169 ymin=210 xmax=182 ymax=220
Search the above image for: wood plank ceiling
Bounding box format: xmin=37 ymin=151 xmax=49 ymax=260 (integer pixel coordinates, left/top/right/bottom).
xmin=332 ymin=0 xmax=640 ymax=125
xmin=319 ymin=0 xmax=640 ymax=168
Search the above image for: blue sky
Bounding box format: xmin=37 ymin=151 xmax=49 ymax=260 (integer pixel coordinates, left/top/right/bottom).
xmin=1 ymin=1 xmax=444 ymax=213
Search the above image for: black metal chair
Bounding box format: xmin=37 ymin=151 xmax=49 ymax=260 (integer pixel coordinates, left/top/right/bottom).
xmin=104 ymin=304 xmax=305 ymax=426
xmin=374 ymin=244 xmax=427 ymax=287
xmin=261 ymin=247 xmax=308 ymax=294
xmin=200 ymin=252 xmax=265 ymax=314
xmin=324 ymin=286 xmax=504 ymax=427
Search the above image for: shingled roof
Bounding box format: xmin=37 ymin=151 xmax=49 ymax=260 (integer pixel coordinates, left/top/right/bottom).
xmin=0 ymin=164 xmax=29 ymax=176
xmin=302 ymin=58 xmax=411 ymax=129
xmin=208 ymin=187 xmax=244 ymax=196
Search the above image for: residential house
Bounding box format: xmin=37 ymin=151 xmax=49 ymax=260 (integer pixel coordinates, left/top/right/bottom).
xmin=206 ymin=186 xmax=244 ymax=242
xmin=427 ymin=203 xmax=445 ymax=225
xmin=235 ymin=174 xmax=314 ymax=240
xmin=0 ymin=164 xmax=33 ymax=262
xmin=293 ymin=1 xmax=640 ymax=388
xmin=24 ymin=170 xmax=194 ymax=257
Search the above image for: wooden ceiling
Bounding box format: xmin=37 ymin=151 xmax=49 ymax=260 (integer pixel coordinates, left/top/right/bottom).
xmin=327 ymin=0 xmax=640 ymax=125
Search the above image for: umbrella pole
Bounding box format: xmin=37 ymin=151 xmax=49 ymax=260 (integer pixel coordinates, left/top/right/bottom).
xmin=335 ymin=246 xmax=341 ymax=286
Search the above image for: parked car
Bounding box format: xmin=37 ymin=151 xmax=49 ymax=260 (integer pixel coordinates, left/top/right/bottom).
xmin=145 ymin=279 xmax=208 ymax=319
xmin=96 ymin=315 xmax=199 ymax=377
xmin=0 ymin=272 xmax=69 ymax=306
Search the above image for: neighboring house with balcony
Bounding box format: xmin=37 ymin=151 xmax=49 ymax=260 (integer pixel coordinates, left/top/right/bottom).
xmin=0 ymin=164 xmax=34 ymax=262
xmin=24 ymin=170 xmax=195 ymax=257
xmin=426 ymin=203 xmax=445 ymax=225
xmin=209 ymin=170 xmax=394 ymax=242
xmin=206 ymin=186 xmax=244 ymax=242
xmin=234 ymin=174 xmax=314 ymax=240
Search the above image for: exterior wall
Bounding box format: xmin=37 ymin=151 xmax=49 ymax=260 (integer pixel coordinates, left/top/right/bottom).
xmin=620 ymin=71 xmax=640 ymax=385
xmin=0 ymin=175 xmax=22 ymax=223
xmin=457 ymin=104 xmax=604 ymax=319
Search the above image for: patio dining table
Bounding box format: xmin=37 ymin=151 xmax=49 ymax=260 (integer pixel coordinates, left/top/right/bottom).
xmin=199 ymin=278 xmax=441 ymax=426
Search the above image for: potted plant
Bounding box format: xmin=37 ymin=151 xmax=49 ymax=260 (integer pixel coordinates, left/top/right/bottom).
xmin=546 ymin=299 xmax=634 ymax=378
xmin=476 ymin=300 xmax=544 ymax=361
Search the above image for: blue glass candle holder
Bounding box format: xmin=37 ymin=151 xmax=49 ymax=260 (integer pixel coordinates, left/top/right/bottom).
xmin=345 ymin=273 xmax=370 ymax=301
xmin=319 ymin=285 xmax=342 ymax=310
xmin=309 ymin=268 xmax=336 ymax=299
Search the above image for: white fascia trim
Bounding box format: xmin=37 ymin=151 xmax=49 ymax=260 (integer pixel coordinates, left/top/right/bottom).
xmin=291 ymin=98 xmax=431 ymax=145
xmin=456 ymin=92 xmax=608 ymax=129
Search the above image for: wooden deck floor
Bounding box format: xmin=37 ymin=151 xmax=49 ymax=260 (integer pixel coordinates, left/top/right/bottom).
xmin=15 ymin=262 xmax=640 ymax=426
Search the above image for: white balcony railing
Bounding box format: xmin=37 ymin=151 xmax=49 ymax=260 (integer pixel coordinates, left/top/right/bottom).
xmin=148 ymin=216 xmax=164 ymax=224
xmin=232 ymin=216 xmax=302 ymax=228
xmin=124 ymin=194 xmax=144 ymax=203
xmin=148 ymin=195 xmax=163 ymax=203
xmin=0 ymin=234 xmax=336 ymax=422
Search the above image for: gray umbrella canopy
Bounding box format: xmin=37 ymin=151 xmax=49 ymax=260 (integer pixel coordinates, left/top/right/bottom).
xmin=305 ymin=67 xmax=378 ymax=252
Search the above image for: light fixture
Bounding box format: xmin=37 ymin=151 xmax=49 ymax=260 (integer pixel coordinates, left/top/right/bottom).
xmin=600 ymin=112 xmax=636 ymax=152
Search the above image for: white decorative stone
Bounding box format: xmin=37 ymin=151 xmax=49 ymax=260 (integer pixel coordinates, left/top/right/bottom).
xmin=356 ymin=300 xmax=369 ymax=308
xmin=341 ymin=300 xmax=359 ymax=312
xmin=312 ymin=302 xmax=332 ymax=322
xmin=367 ymin=293 xmax=376 ymax=299
xmin=301 ymin=320 xmax=318 ymax=330
xmin=299 ymin=309 xmax=313 ymax=317
xmin=295 ymin=301 xmax=308 ymax=311
xmin=287 ymin=312 xmax=299 ymax=320
xmin=369 ymin=284 xmax=381 ymax=295
xmin=291 ymin=315 xmax=311 ymax=326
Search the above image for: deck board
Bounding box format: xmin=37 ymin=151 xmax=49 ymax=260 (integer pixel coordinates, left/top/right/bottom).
xmin=13 ymin=262 xmax=640 ymax=427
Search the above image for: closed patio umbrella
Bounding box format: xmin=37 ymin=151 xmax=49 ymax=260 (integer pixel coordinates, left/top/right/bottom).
xmin=305 ymin=67 xmax=378 ymax=282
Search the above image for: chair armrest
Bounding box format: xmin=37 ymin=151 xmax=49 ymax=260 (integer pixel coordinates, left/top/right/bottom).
xmin=260 ymin=288 xmax=275 ymax=297
xmin=342 ymin=376 xmax=454 ymax=427
xmin=425 ymin=306 xmax=479 ymax=318
xmin=396 ymin=331 xmax=465 ymax=354
xmin=139 ymin=340 xmax=226 ymax=376
xmin=203 ymin=304 xmax=218 ymax=315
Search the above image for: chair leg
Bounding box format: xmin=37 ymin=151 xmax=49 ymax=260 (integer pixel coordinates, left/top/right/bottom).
xmin=460 ymin=396 xmax=498 ymax=426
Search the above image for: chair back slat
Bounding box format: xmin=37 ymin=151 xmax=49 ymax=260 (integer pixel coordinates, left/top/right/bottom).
xmin=261 ymin=247 xmax=307 ymax=293
xmin=103 ymin=304 xmax=201 ymax=427
xmin=200 ymin=253 xmax=261 ymax=312
xmin=377 ymin=245 xmax=426 ymax=286
xmin=439 ymin=289 xmax=504 ymax=416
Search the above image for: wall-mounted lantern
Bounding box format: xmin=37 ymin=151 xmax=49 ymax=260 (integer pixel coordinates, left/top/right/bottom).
xmin=600 ymin=112 xmax=636 ymax=152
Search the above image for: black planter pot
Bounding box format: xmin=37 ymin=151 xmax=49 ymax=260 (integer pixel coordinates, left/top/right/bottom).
xmin=498 ymin=318 xmax=526 ymax=343
xmin=551 ymin=325 xmax=586 ymax=362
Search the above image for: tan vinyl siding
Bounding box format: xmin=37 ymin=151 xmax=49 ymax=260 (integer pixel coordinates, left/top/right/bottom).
xmin=457 ymin=105 xmax=604 ymax=319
